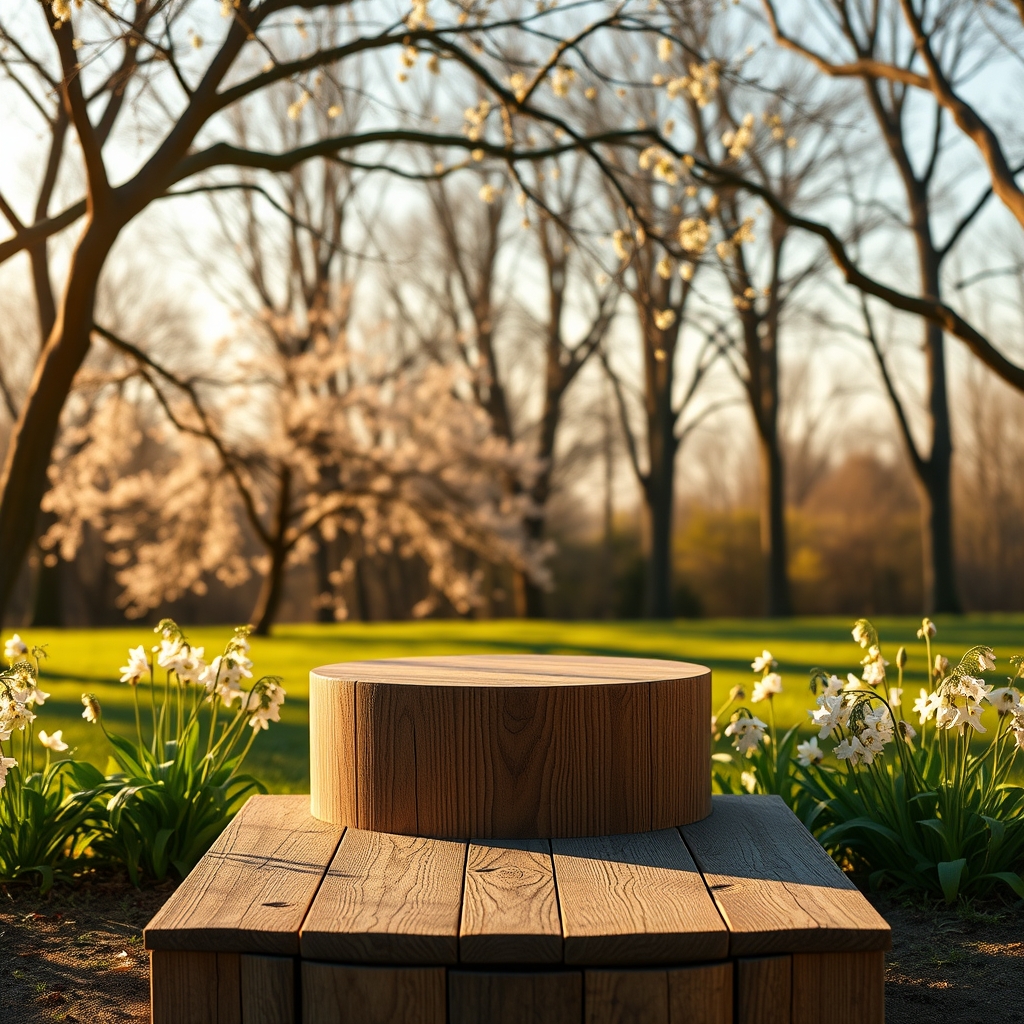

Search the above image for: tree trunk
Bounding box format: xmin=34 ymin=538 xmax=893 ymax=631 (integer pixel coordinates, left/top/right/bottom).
xmin=644 ymin=388 xmax=678 ymax=618
xmin=758 ymin=430 xmax=792 ymax=616
xmin=0 ymin=222 xmax=115 ymax=627
xmin=314 ymin=533 xmax=334 ymax=623
xmin=250 ymin=467 xmax=292 ymax=636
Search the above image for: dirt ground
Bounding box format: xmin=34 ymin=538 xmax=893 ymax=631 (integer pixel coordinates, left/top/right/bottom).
xmin=0 ymin=883 xmax=1021 ymax=1023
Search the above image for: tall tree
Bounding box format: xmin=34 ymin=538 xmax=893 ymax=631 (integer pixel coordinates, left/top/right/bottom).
xmin=0 ymin=0 xmax=669 ymax=626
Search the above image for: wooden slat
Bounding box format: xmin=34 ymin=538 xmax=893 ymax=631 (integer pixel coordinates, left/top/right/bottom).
xmin=449 ymin=971 xmax=583 ymax=1024
xmin=552 ymin=829 xmax=729 ymax=965
xmin=738 ymin=956 xmax=791 ymax=1024
xmin=145 ymin=795 xmax=342 ymax=955
xmin=792 ymin=952 xmax=885 ymax=1024
xmin=240 ymin=955 xmax=294 ymax=1024
xmin=460 ymin=839 xmax=562 ymax=963
xmin=680 ymin=796 xmax=892 ymax=955
xmin=151 ymin=951 xmax=240 ymax=1024
xmin=650 ymin=674 xmax=712 ymax=827
xmin=585 ymin=970 xmax=669 ymax=1024
xmin=667 ymin=962 xmax=733 ymax=1024
xmin=309 ymin=672 xmax=357 ymax=825
xmin=300 ymin=828 xmax=466 ymax=963
xmin=301 ymin=963 xmax=445 ymax=1024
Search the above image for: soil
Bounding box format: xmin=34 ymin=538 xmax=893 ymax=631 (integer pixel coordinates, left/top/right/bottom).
xmin=0 ymin=884 xmax=1021 ymax=1023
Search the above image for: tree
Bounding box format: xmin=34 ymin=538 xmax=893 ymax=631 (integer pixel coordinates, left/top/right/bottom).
xmin=0 ymin=0 xmax=669 ymax=626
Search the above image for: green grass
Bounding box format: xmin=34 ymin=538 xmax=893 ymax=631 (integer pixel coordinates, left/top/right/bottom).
xmin=18 ymin=615 xmax=1024 ymax=791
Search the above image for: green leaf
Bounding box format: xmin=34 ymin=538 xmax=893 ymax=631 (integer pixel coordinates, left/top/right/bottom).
xmin=978 ymin=871 xmax=1024 ymax=899
xmin=937 ymin=858 xmax=967 ymax=904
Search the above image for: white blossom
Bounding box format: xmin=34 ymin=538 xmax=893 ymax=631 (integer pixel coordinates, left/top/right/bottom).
xmin=796 ymin=737 xmax=824 ymax=766
xmin=808 ymin=694 xmax=848 ymax=739
xmin=913 ymin=688 xmax=941 ymax=724
xmin=4 ymin=634 xmax=27 ymax=660
xmin=834 ymin=735 xmax=867 ymax=766
xmin=81 ymin=693 xmax=101 ymax=724
xmin=0 ymin=756 xmax=16 ymax=791
xmin=740 ymin=770 xmax=758 ymax=793
xmin=916 ymin=618 xmax=937 ymax=639
xmin=989 ymin=687 xmax=1021 ymax=715
xmin=950 ymin=701 xmax=986 ymax=734
xmin=751 ymin=672 xmax=783 ymax=703
xmin=39 ymin=729 xmax=68 ymax=752
xmin=119 ymin=645 xmax=150 ymax=685
xmin=751 ymin=650 xmax=776 ymax=673
xmin=724 ymin=716 xmax=767 ymax=757
xmin=977 ymin=648 xmax=997 ymax=672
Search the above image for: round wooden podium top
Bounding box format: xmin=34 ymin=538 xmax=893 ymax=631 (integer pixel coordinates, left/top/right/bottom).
xmin=312 ymin=653 xmax=709 ymax=687
xmin=309 ymin=653 xmax=712 ymax=839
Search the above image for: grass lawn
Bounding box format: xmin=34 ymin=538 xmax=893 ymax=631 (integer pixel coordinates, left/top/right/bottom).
xmin=18 ymin=614 xmax=1024 ymax=791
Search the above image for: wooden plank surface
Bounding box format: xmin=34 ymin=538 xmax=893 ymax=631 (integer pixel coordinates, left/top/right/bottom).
xmin=585 ymin=970 xmax=669 ymax=1024
xmin=145 ymin=795 xmax=342 ymax=955
xmin=240 ymin=955 xmax=294 ymax=1024
xmin=738 ymin=956 xmax=791 ymax=1024
xmin=309 ymin=672 xmax=357 ymax=825
xmin=552 ymin=828 xmax=729 ymax=965
xmin=792 ymin=952 xmax=885 ymax=1024
xmin=449 ymin=971 xmax=583 ymax=1024
xmin=650 ymin=674 xmax=712 ymax=827
xmin=301 ymin=963 xmax=446 ymax=1024
xmin=300 ymin=827 xmax=466 ymax=963
xmin=667 ymin=963 xmax=733 ymax=1024
xmin=680 ymin=796 xmax=892 ymax=955
xmin=151 ymin=951 xmax=240 ymax=1024
xmin=460 ymin=839 xmax=562 ymax=963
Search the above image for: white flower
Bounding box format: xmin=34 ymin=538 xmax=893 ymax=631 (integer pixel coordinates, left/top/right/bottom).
xmin=0 ymin=756 xmax=17 ymax=791
xmin=740 ymin=770 xmax=758 ymax=793
xmin=751 ymin=650 xmax=776 ymax=673
xmin=820 ymin=675 xmax=843 ymax=699
xmin=956 ymin=675 xmax=992 ymax=703
xmin=844 ymin=673 xmax=863 ymax=691
xmin=852 ymin=622 xmax=871 ymax=648
xmin=934 ymin=654 xmax=949 ymax=678
xmin=38 ymin=729 xmax=68 ymax=752
xmin=899 ymin=720 xmax=917 ymax=741
xmin=913 ymin=688 xmax=941 ymax=724
xmin=1013 ymin=722 xmax=1024 ymax=751
xmin=808 ymin=694 xmax=848 ymax=739
xmin=724 ymin=716 xmax=767 ymax=757
xmin=951 ymin=701 xmax=986 ymax=734
xmin=835 ymin=735 xmax=866 ymax=766
xmin=935 ymin=703 xmax=957 ymax=730
xmin=4 ymin=634 xmax=27 ymax=660
xmin=175 ymin=648 xmax=207 ymax=684
xmin=22 ymin=680 xmax=50 ymax=706
xmin=989 ymin=687 xmax=1021 ymax=716
xmin=977 ymin=648 xmax=996 ymax=672
xmin=247 ymin=680 xmax=286 ymax=731
xmin=81 ymin=693 xmax=101 ymax=724
xmin=888 ymin=687 xmax=902 ymax=707
xmin=751 ymin=672 xmax=783 ymax=703
xmin=119 ymin=646 xmax=150 ymax=685
xmin=796 ymin=737 xmax=824 ymax=766
xmin=861 ymin=647 xmax=888 ymax=687
xmin=916 ymin=618 xmax=936 ymax=639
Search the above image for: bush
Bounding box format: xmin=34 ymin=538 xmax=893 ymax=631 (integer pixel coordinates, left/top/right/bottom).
xmin=85 ymin=620 xmax=287 ymax=883
xmin=0 ymin=639 xmax=107 ymax=891
xmin=715 ymin=619 xmax=1024 ymax=902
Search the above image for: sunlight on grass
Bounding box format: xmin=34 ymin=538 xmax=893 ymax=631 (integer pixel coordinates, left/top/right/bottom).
xmin=22 ymin=615 xmax=1024 ymax=790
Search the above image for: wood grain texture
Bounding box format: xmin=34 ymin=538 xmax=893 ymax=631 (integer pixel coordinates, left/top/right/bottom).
xmin=585 ymin=970 xmax=669 ymax=1024
xmin=301 ymin=963 xmax=446 ymax=1024
xmin=460 ymin=839 xmax=562 ymax=963
xmin=667 ymin=963 xmax=733 ymax=1024
xmin=792 ymin=952 xmax=885 ymax=1024
xmin=300 ymin=827 xmax=466 ymax=963
xmin=650 ymin=674 xmax=712 ymax=827
xmin=151 ymin=951 xmax=240 ymax=1024
xmin=552 ymin=828 xmax=729 ymax=965
xmin=448 ymin=971 xmax=583 ymax=1024
xmin=738 ymin=956 xmax=791 ymax=1024
xmin=312 ymin=655 xmax=712 ymax=839
xmin=145 ymin=796 xmax=342 ymax=955
xmin=680 ymin=796 xmax=892 ymax=955
xmin=309 ymin=672 xmax=357 ymax=824
xmin=240 ymin=955 xmax=294 ymax=1024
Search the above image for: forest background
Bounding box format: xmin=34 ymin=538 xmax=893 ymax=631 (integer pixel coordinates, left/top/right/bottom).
xmin=1 ymin=0 xmax=1023 ymax=634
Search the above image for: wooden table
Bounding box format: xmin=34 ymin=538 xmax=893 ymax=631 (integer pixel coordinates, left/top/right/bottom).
xmin=144 ymin=655 xmax=890 ymax=1024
